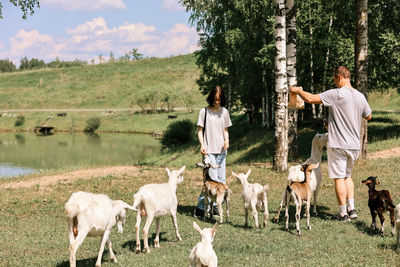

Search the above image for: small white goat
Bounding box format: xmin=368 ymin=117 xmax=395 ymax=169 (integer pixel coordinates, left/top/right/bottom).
xmin=283 ymin=163 xmax=319 ymax=236
xmin=65 ymin=191 xmax=135 ymax=267
xmin=132 ymin=165 xmax=185 ymax=254
xmin=395 ymin=204 xmax=400 ymax=246
xmin=232 ymin=169 xmax=269 ymax=229
xmin=189 ymin=221 xmax=218 ymax=267
xmin=196 ymin=155 xmax=231 ymax=223
xmin=275 ymin=132 xmax=327 ymax=222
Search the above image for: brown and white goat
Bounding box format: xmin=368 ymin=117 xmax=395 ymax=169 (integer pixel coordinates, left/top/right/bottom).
xmin=196 ymin=155 xmax=230 ymax=223
xmin=394 ymin=204 xmax=400 ymax=246
xmin=280 ymin=163 xmax=319 ymax=236
xmin=361 ymin=176 xmax=395 ymax=236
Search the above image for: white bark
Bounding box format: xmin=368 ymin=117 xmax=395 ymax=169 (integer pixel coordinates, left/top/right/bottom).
xmin=274 ymin=0 xmax=288 ymax=172
xmin=355 ymin=0 xmax=368 ymax=160
xmin=286 ymin=0 xmax=298 ymax=160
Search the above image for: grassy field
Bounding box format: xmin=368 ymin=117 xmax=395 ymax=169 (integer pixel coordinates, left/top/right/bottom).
xmin=1 ymin=157 xmax=400 ymax=266
xmin=0 ymin=54 xmax=202 ymax=110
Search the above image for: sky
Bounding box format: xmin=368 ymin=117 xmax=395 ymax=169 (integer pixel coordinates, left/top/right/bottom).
xmin=0 ymin=0 xmax=199 ymax=65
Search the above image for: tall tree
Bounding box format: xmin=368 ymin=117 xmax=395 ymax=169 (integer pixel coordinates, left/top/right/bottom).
xmin=0 ymin=0 xmax=40 ymax=19
xmin=286 ymin=0 xmax=299 ymax=160
xmin=273 ymin=0 xmax=288 ymax=172
xmin=355 ymin=0 xmax=368 ymax=159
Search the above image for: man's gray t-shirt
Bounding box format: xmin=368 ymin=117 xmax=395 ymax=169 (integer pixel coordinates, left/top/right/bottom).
xmin=197 ymin=107 xmax=232 ymax=154
xmin=319 ymin=86 xmax=372 ymax=150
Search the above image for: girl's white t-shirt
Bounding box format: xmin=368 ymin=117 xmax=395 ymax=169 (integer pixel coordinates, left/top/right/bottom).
xmin=197 ymin=107 xmax=232 ymax=154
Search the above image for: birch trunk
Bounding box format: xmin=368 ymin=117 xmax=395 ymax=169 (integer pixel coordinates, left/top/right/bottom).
xmin=273 ymin=0 xmax=288 ymax=172
xmin=286 ymin=0 xmax=298 ymax=160
xmin=320 ymin=15 xmax=334 ymax=119
xmin=309 ymin=3 xmax=316 ymax=119
xmin=355 ymin=0 xmax=368 ymax=160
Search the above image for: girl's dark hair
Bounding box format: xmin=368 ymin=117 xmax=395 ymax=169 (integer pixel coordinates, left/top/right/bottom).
xmin=206 ymin=85 xmax=226 ymax=107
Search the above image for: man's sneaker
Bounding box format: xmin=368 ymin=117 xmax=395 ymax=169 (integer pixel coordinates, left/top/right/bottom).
xmin=332 ymin=213 xmax=350 ymax=222
xmin=194 ymin=207 xmax=205 ymax=218
xmin=348 ymin=209 xmax=358 ymax=219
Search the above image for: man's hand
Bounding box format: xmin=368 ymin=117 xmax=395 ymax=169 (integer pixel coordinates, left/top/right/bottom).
xmin=289 ymin=86 xmax=303 ymax=94
xmin=223 ymin=140 xmax=229 ymax=150
xmin=200 ymin=146 xmax=206 ymax=155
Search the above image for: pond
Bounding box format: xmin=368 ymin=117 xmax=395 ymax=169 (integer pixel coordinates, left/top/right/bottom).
xmin=0 ymin=132 xmax=162 ymax=178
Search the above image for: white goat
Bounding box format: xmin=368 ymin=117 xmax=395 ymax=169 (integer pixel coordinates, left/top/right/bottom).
xmin=132 ymin=165 xmax=185 ymax=254
xmin=275 ymin=132 xmax=327 ymax=222
xmin=65 ymin=191 xmax=135 ymax=267
xmin=395 ymin=204 xmax=400 ymax=246
xmin=232 ymin=169 xmax=269 ymax=229
xmin=189 ymin=222 xmax=218 ymax=267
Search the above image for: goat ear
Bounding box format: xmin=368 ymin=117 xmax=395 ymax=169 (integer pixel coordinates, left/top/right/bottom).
xmin=196 ymin=163 xmax=204 ymax=168
xmin=246 ymin=169 xmax=251 ymax=177
xmin=211 ymin=223 xmax=218 ymax=236
xmin=193 ymin=221 xmax=202 ymax=233
xmin=178 ymin=165 xmax=186 ymax=174
xmin=166 ymin=168 xmax=171 ymax=176
xmin=232 ymin=172 xmax=239 ymax=178
xmin=310 ymin=163 xmax=320 ymax=170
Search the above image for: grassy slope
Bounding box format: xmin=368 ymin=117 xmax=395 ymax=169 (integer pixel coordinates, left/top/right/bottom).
xmin=0 ymin=54 xmax=202 ymax=109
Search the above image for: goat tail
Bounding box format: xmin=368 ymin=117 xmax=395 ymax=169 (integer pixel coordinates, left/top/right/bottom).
xmin=64 ymin=201 xmax=80 ymax=219
xmin=383 ymin=199 xmax=396 ymax=209
xmin=263 ymin=184 xmax=270 ymax=192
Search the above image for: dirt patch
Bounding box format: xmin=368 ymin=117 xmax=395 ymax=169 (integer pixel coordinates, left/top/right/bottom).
xmin=0 ymin=166 xmax=141 ymax=190
xmin=368 ymin=147 xmax=400 ymax=159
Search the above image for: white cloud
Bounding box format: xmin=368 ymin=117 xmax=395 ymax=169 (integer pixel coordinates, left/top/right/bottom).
xmin=0 ymin=18 xmax=199 ymax=64
xmin=162 ymin=0 xmax=185 ymax=11
xmin=40 ymin=0 xmax=126 ymax=11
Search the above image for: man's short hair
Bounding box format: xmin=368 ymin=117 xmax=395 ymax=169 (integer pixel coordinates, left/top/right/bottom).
xmin=334 ymin=66 xmax=351 ymax=79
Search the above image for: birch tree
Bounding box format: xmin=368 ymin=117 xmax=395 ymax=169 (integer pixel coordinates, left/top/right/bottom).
xmin=273 ymin=0 xmax=288 ymax=172
xmin=355 ymin=0 xmax=368 ymax=160
xmin=0 ymin=0 xmax=40 ymax=19
xmin=286 ymin=0 xmax=298 ymax=160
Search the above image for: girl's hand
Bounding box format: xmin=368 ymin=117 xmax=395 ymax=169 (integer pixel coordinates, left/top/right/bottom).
xmin=200 ymin=146 xmax=207 ymax=155
xmin=223 ymin=140 xmax=229 ymax=150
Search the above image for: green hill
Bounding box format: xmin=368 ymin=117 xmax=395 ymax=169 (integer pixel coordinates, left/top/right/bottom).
xmin=0 ymin=54 xmax=202 ymax=109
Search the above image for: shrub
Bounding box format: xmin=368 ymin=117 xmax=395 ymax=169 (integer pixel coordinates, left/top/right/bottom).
xmin=84 ymin=117 xmax=101 ymax=132
xmin=161 ymin=119 xmax=196 ymax=149
xmin=14 ymin=115 xmax=25 ymax=127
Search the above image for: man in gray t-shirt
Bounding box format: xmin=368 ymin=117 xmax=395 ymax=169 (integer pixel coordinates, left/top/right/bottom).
xmin=290 ymin=66 xmax=372 ymax=221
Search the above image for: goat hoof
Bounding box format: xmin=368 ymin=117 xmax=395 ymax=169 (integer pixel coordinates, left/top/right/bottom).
xmin=297 ymin=231 xmax=301 ymax=236
xmin=308 ymin=226 xmax=311 ymax=230
xmin=145 ymin=248 xmax=151 ymax=254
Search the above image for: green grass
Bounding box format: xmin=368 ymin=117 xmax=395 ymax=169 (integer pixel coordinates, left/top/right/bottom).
xmin=0 ymin=54 xmax=202 ymax=109
xmin=1 ymin=157 xmax=400 ymax=266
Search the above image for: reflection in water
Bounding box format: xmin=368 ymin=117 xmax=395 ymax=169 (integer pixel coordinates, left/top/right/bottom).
xmin=0 ymin=132 xmax=161 ymax=178
xmin=15 ymin=134 xmax=26 ymax=144
xmin=85 ymin=132 xmax=101 ymax=145
xmin=0 ymin=163 xmax=37 ymax=177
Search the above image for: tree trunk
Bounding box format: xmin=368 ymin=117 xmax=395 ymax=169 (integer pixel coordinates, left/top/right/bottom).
xmin=309 ymin=2 xmax=316 ymax=119
xmin=320 ymin=15 xmax=334 ymax=119
xmin=286 ymin=0 xmax=298 ymax=160
xmin=273 ymin=0 xmax=288 ymax=172
xmin=355 ymin=0 xmax=368 ymax=160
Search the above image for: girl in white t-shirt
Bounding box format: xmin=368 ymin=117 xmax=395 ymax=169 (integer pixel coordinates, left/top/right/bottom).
xmin=194 ymin=86 xmax=232 ymax=217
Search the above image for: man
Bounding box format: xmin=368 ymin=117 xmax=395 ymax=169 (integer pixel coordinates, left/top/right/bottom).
xmin=290 ymin=66 xmax=372 ymax=221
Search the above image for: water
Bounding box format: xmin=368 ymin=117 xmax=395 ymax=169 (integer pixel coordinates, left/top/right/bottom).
xmin=0 ymin=132 xmax=161 ymax=178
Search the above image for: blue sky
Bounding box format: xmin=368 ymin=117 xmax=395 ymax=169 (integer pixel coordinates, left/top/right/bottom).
xmin=0 ymin=0 xmax=199 ymax=65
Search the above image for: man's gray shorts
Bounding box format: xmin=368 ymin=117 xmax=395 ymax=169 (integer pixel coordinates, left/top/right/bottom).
xmin=327 ymin=147 xmax=360 ymax=179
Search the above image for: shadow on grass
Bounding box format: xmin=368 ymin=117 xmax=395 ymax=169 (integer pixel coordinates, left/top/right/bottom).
xmin=353 ymin=220 xmax=379 ymax=236
xmin=178 ymin=204 xmax=196 ymax=217
xmin=122 ymin=233 xmax=168 ymax=253
xmin=368 ymin=124 xmax=400 ymax=143
xmin=56 ymin=251 xmax=112 ymax=267
xmin=378 ymin=242 xmax=399 ymax=251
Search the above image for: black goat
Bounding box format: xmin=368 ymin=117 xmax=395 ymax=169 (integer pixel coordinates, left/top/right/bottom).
xmin=361 ymin=176 xmax=395 ymax=236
